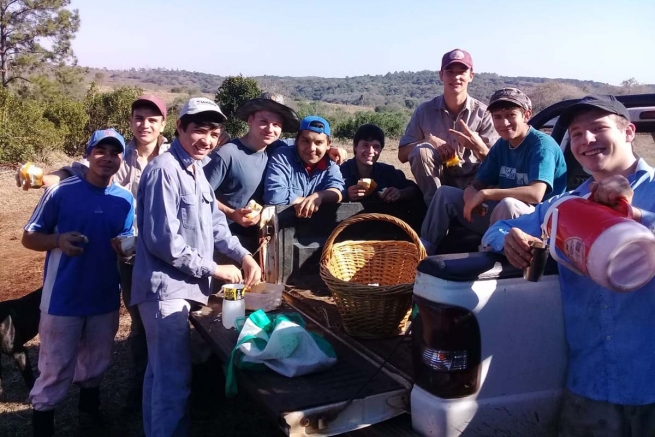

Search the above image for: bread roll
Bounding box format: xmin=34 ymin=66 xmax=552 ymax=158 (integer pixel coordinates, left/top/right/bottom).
xmin=357 ymin=178 xmax=378 ymax=196
xmin=245 ymin=200 xmax=263 ymax=219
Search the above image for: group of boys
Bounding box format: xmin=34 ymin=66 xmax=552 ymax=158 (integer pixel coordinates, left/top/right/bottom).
xmin=17 ymin=45 xmax=655 ymax=437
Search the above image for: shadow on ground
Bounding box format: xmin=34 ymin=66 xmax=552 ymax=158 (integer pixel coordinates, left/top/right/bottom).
xmin=0 ymin=332 xmax=284 ymax=437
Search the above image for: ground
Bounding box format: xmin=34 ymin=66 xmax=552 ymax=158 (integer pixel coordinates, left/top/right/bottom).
xmin=1 ymin=136 xmax=654 ymax=436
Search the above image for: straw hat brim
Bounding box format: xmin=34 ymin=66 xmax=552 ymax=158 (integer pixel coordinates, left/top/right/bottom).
xmin=235 ymin=98 xmax=300 ymax=133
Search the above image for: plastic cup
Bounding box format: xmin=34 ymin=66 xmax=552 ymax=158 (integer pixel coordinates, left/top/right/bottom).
xmin=523 ymin=241 xmax=549 ymax=282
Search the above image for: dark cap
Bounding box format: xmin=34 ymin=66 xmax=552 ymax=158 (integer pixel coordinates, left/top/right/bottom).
xmin=559 ymin=95 xmax=630 ymax=128
xmin=488 ymin=88 xmax=532 ymax=111
xmin=235 ymin=92 xmax=300 ymax=133
xmin=441 ymin=48 xmax=473 ymax=70
xmin=132 ymin=95 xmax=167 ymax=119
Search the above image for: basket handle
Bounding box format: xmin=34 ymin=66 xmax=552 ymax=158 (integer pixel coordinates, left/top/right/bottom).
xmin=320 ymin=213 xmax=427 ymax=264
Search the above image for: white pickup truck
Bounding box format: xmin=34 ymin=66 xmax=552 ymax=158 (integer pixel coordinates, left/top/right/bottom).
xmin=190 ymin=93 xmax=655 ymax=437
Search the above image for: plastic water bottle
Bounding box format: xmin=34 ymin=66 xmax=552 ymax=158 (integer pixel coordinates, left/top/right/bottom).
xmin=222 ymin=284 xmax=245 ymax=329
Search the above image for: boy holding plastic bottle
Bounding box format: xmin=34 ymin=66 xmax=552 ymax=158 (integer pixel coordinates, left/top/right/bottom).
xmin=482 ymin=95 xmax=655 ymax=436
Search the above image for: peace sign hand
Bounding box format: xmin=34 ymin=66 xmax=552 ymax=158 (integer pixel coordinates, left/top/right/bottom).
xmin=448 ymin=120 xmax=487 ymax=155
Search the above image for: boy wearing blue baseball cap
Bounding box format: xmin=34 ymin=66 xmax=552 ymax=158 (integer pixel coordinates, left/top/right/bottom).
xmin=22 ymin=129 xmax=135 ymax=436
xmin=264 ymin=116 xmax=345 ymax=218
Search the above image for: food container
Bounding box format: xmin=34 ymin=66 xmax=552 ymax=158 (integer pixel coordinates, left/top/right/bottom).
xmin=244 ymin=283 xmax=284 ymax=312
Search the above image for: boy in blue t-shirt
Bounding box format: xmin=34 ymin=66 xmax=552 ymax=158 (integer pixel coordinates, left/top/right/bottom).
xmin=22 ymin=129 xmax=134 ymax=436
xmin=421 ymin=88 xmax=567 ymax=253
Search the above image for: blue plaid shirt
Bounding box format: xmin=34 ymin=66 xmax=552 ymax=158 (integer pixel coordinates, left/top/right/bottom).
xmin=483 ymin=158 xmax=655 ymax=405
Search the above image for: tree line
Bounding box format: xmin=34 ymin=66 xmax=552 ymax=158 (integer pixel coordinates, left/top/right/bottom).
xmin=1 ymin=0 xmax=653 ymax=163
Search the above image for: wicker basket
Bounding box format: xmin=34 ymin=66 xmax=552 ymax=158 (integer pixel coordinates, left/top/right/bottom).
xmin=320 ymin=213 xmax=426 ymax=339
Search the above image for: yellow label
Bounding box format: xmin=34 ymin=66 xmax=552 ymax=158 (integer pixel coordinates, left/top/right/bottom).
xmin=223 ymin=286 xmax=244 ymax=301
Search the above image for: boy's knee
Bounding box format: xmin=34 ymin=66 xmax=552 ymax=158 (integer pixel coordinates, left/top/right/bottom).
xmin=490 ymin=198 xmax=531 ymax=223
xmin=408 ymin=143 xmax=440 ymax=167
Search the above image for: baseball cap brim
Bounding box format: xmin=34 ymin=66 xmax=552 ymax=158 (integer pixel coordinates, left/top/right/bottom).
xmin=559 ymin=97 xmax=630 ymax=128
xmin=488 ymin=97 xmax=528 ymax=111
xmin=87 ymin=137 xmax=125 ymax=155
xmin=235 ymin=98 xmax=300 ymax=133
xmin=132 ymin=95 xmax=167 ymax=119
xmin=442 ymin=60 xmax=473 ymax=70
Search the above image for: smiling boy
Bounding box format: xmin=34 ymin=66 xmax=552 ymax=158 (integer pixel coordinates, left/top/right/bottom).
xmin=483 ymin=95 xmax=655 ymax=437
xmin=420 ymin=88 xmax=566 ymax=254
xmin=264 ymin=116 xmax=344 ymax=218
xmin=23 ymin=130 xmax=134 ymax=436
xmin=398 ymin=49 xmax=498 ymax=205
xmin=340 ymin=123 xmax=419 ymax=202
xmin=132 ymin=97 xmax=261 ymax=436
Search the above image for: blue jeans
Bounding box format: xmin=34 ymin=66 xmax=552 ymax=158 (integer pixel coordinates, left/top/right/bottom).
xmin=139 ymin=299 xmax=191 ymax=437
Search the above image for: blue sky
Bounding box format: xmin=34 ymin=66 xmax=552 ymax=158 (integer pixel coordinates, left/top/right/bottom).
xmin=69 ymin=0 xmax=655 ymax=85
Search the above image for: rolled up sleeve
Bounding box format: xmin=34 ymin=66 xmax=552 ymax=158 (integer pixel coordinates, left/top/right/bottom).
xmin=140 ymin=168 xmax=217 ymax=278
xmin=321 ymin=162 xmax=346 ymax=193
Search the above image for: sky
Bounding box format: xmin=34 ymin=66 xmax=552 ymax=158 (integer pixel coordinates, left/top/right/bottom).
xmin=68 ymin=0 xmax=655 ymax=85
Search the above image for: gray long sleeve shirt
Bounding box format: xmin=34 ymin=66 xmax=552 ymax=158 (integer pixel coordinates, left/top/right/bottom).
xmin=131 ymin=139 xmax=250 ymax=306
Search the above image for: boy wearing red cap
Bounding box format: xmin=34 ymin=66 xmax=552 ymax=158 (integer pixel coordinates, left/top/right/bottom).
xmin=398 ymin=48 xmax=498 ymax=205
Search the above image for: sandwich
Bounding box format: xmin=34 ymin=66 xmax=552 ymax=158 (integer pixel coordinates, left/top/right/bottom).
xmin=245 ymin=199 xmax=263 ymax=219
xmin=357 ymin=178 xmax=378 ymax=196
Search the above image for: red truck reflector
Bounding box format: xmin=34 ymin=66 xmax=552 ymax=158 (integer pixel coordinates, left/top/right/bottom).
xmin=412 ymin=295 xmax=481 ymax=398
xmin=640 ymin=110 xmax=655 ymax=120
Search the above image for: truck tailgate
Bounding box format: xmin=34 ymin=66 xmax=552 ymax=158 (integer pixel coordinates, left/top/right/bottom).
xmin=190 ymin=294 xmax=412 ymax=436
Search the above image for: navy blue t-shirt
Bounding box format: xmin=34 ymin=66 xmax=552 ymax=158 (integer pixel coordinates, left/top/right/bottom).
xmin=203 ymin=139 xmax=291 ymax=213
xmin=24 ymin=176 xmax=134 ymax=316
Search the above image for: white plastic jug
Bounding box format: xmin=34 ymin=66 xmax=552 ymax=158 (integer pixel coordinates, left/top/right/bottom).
xmin=222 ymin=284 xmax=245 ymax=329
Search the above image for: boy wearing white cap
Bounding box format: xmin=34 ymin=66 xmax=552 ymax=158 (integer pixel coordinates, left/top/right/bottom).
xmin=132 ymin=98 xmax=261 ymax=436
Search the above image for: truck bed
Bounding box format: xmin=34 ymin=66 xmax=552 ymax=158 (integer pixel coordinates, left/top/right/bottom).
xmin=190 ymin=292 xmax=414 ymax=436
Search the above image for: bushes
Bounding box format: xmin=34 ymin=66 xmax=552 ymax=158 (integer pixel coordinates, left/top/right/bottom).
xmin=0 ymin=82 xmax=148 ymax=163
xmin=333 ymin=111 xmax=409 ymax=141
xmin=0 ymin=87 xmax=66 ymax=162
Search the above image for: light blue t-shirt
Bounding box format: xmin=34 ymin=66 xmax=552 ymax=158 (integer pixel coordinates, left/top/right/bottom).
xmin=24 ymin=176 xmax=134 ymax=316
xmin=476 ymin=127 xmax=567 ymax=200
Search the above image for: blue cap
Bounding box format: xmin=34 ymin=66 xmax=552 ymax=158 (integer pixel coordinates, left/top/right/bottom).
xmin=86 ymin=129 xmax=126 ymax=156
xmin=299 ymin=116 xmax=331 ymax=137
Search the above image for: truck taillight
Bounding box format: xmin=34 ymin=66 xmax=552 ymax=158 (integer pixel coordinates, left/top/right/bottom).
xmin=412 ymin=295 xmax=481 ymax=398
xmin=640 ymin=110 xmax=655 ymax=120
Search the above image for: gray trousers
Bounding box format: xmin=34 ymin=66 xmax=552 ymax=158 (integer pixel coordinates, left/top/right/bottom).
xmin=420 ymin=185 xmax=535 ymax=251
xmin=408 ymin=143 xmax=474 ymax=206
xmin=139 ymin=299 xmax=192 ymax=437
xmin=559 ymin=390 xmax=655 ymax=437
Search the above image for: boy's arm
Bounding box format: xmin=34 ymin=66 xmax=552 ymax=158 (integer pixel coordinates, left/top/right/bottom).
xmin=139 ymin=168 xmax=218 ymax=278
xmin=22 ymin=185 xmax=86 ymax=255
xmin=210 ymin=198 xmax=251 ymax=264
xmin=481 ymin=198 xmax=553 ymax=252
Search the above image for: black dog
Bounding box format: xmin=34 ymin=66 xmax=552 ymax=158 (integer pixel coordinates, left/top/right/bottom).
xmin=0 ymin=288 xmax=42 ymax=394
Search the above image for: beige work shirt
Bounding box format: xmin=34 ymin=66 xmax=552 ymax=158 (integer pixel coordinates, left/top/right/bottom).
xmin=399 ymin=95 xmax=499 ymax=178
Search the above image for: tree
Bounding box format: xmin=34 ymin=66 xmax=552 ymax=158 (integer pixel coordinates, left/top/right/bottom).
xmin=215 ymin=75 xmax=261 ymax=137
xmin=527 ymin=82 xmax=586 ymax=113
xmin=0 ymin=0 xmax=80 ymax=87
